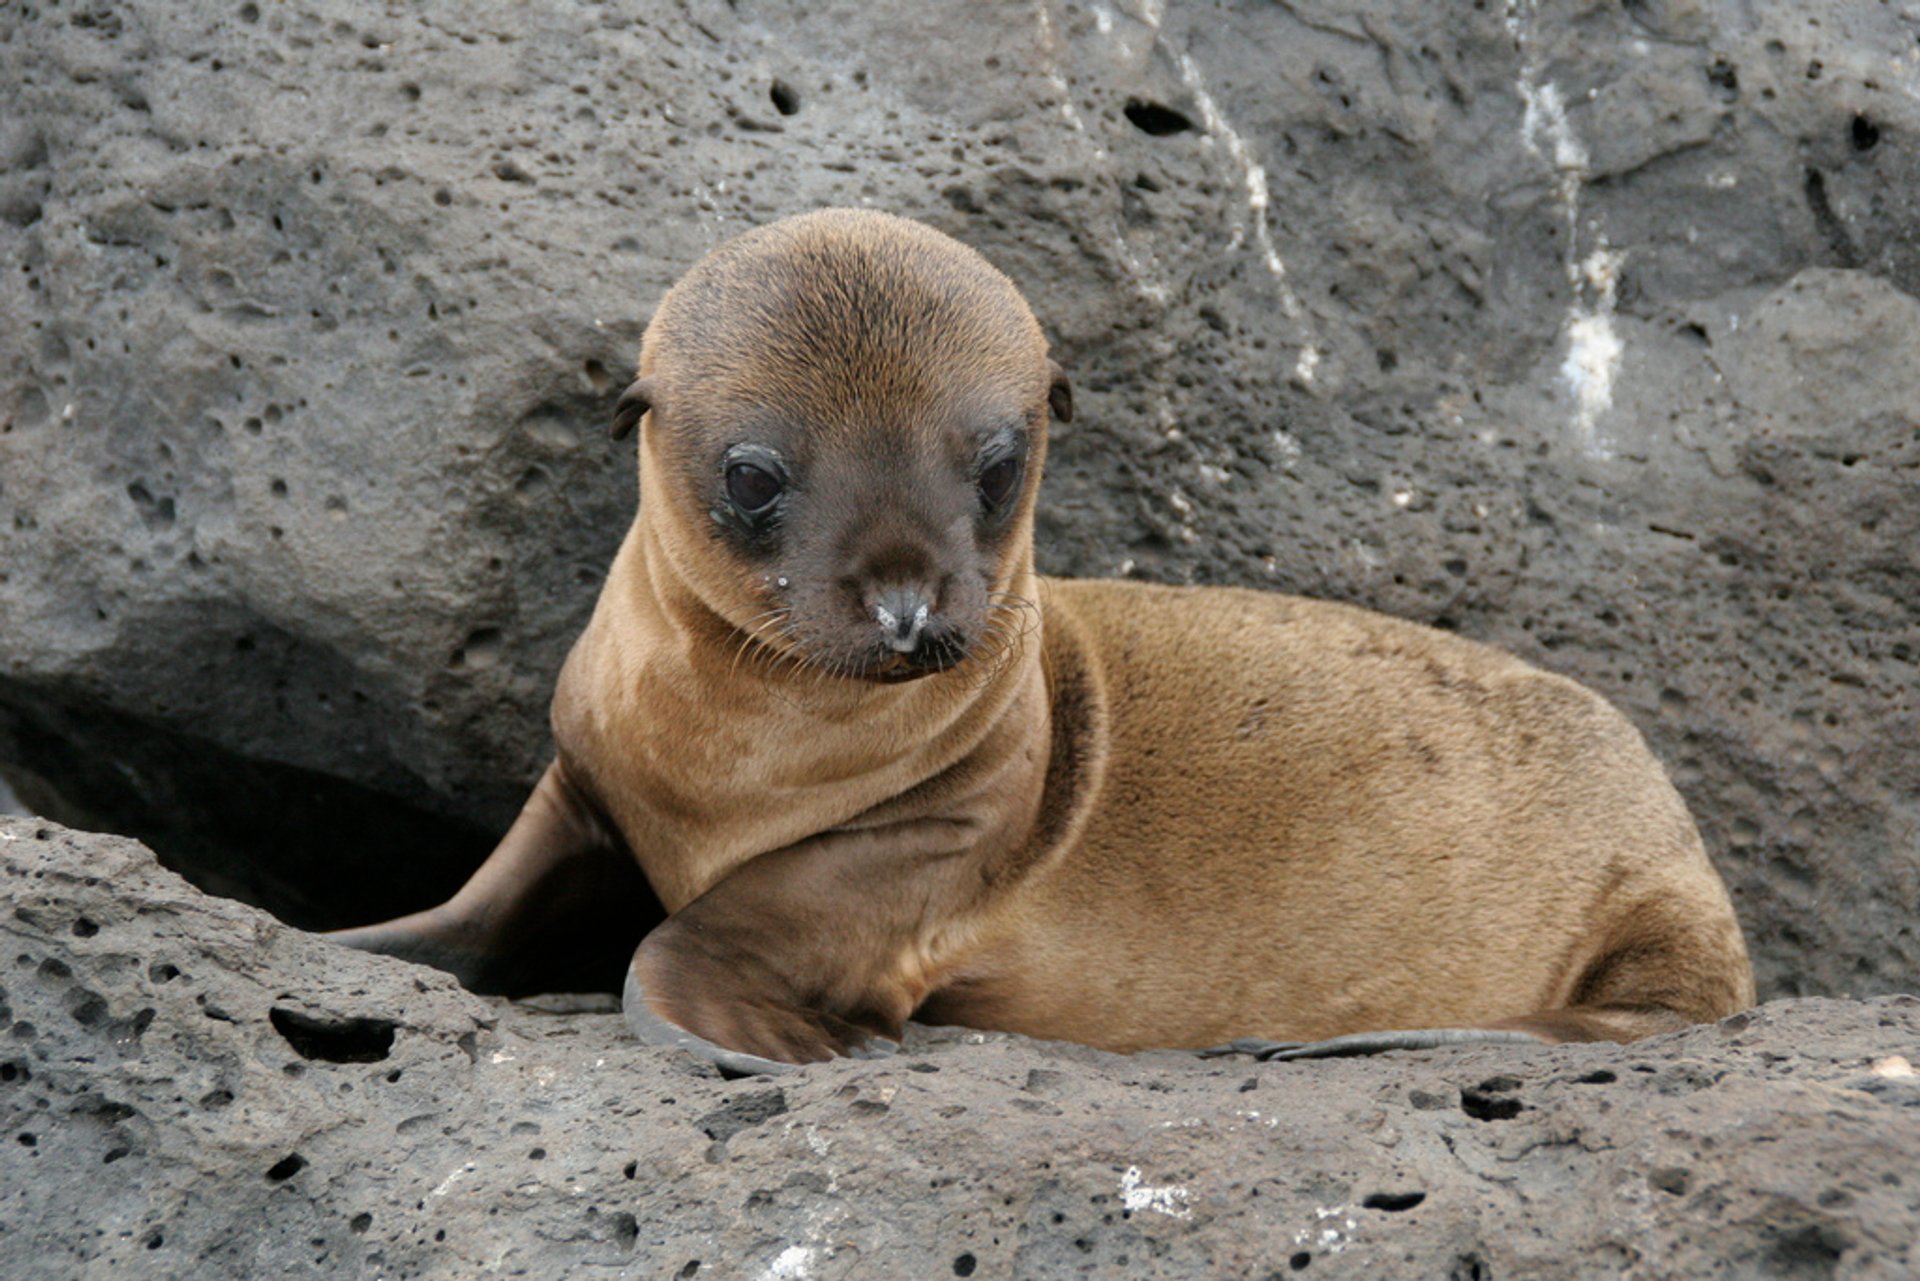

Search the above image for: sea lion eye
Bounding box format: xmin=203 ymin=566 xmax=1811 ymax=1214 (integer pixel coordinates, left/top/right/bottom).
xmin=978 ymin=454 xmax=1021 ymax=509
xmin=726 ymin=462 xmax=782 ymax=513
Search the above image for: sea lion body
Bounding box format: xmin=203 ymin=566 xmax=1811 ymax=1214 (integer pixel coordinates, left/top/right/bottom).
xmin=335 ymin=209 xmax=1753 ymax=1066
xmin=924 ymin=580 xmax=1746 ymax=1050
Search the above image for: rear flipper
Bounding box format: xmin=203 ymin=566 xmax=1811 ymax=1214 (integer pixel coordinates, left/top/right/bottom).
xmin=1198 ymin=1005 xmax=1695 ymax=1061
xmin=328 ymin=760 xmax=662 ymax=997
xmin=619 ymin=825 xmax=977 ymax=1073
xmin=1198 ymin=1028 xmax=1542 ymax=1061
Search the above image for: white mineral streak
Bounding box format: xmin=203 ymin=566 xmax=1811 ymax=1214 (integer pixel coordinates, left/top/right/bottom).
xmin=1088 ymin=0 xmax=1319 ymax=380
xmin=760 ymin=1244 xmax=818 ymax=1280
xmin=429 ymin=1162 xmax=475 ymax=1199
xmin=1508 ymin=0 xmax=1623 ymax=455
xmin=1036 ymin=2 xmax=1171 ymax=304
xmin=1162 ymin=44 xmax=1320 ymax=383
xmin=1561 ymin=245 xmax=1626 ymax=447
xmin=1292 ymin=1204 xmax=1358 ymax=1254
xmin=1120 ymin=1165 xmax=1195 ymax=1219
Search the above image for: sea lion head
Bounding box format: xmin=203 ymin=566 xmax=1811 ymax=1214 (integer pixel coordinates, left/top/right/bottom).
xmin=613 ymin=209 xmax=1072 ymax=684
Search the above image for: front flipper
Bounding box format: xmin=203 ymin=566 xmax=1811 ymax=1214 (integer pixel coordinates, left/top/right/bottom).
xmin=329 ymin=759 xmax=661 ymax=997
xmin=620 ymin=825 xmax=969 ymax=1071
xmin=623 ymin=968 xmax=901 ymax=1076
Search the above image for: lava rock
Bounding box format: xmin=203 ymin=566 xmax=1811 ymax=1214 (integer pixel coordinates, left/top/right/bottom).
xmin=4 ymin=818 xmax=1918 ymax=1278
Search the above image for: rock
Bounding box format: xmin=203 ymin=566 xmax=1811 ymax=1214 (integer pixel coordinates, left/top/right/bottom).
xmin=5 ymin=818 xmax=1919 ymax=1279
xmin=0 ymin=4 xmax=1916 ymax=991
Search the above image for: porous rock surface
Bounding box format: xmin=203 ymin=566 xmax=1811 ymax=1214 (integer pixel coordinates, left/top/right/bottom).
xmin=2 ymin=1 xmax=1917 ymax=992
xmin=5 ymin=818 xmax=1919 ymax=1280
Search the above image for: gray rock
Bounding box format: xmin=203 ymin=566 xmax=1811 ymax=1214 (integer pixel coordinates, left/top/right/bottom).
xmin=5 ymin=818 xmax=1919 ymax=1279
xmin=0 ymin=4 xmax=1916 ymax=995
xmin=0 ymin=774 xmax=25 ymax=816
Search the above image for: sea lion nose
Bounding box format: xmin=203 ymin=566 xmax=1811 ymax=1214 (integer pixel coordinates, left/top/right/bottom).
xmin=871 ymin=587 xmax=932 ymax=654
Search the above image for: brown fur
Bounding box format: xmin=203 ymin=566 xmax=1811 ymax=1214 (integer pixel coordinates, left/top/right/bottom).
xmin=334 ymin=209 xmax=1754 ymax=1063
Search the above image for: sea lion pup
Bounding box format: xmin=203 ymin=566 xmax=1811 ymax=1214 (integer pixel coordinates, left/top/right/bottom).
xmin=333 ymin=209 xmax=1754 ymax=1074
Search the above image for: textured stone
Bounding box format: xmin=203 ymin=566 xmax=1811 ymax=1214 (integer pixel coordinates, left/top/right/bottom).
xmin=1 ymin=4 xmax=1916 ymax=993
xmin=5 ymin=819 xmax=1919 ymax=1279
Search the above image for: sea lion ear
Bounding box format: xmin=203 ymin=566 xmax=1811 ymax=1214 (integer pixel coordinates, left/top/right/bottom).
xmin=610 ymin=377 xmax=658 ymax=441
xmin=1047 ymin=360 xmax=1073 ymax=424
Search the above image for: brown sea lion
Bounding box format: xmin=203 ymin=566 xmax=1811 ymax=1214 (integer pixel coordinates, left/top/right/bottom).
xmin=333 ymin=209 xmax=1754 ymax=1074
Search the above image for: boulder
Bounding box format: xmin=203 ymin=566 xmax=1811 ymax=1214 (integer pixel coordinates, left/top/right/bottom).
xmin=5 ymin=819 xmax=1919 ymax=1278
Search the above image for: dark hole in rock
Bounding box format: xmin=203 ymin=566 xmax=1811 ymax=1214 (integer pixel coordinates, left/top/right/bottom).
xmin=1024 ymin=1068 xmax=1066 ymax=1094
xmin=1575 ymin=1069 xmax=1617 ymax=1084
xmin=1291 ymin=1252 xmax=1312 ymax=1270
xmin=953 ymin=1252 xmax=977 ymax=1277
xmin=677 ymin=1262 xmax=701 ymax=1279
xmin=769 ymin=80 xmax=800 ymax=115
xmin=1769 ymin=1223 xmax=1850 ymax=1271
xmin=1459 ymin=1088 xmax=1523 ymax=1121
xmin=270 ymin=1007 xmax=398 ymax=1063
xmin=266 ymin=1152 xmax=306 ymax=1181
xmin=0 ymin=686 xmax=499 ymax=932
xmin=17 ymin=1132 xmax=35 ymax=1146
xmin=1123 ymin=99 xmax=1195 ymax=136
xmin=695 ymin=1088 xmax=789 ymax=1142
xmin=148 ymin=962 xmax=180 ymax=984
xmin=1649 ymin=1166 xmax=1691 ymax=1195
xmin=1704 ymin=57 xmax=1739 ymax=101
xmin=609 ymin=1210 xmax=639 ymax=1246
xmin=145 ymin=1230 xmax=163 ymax=1250
xmin=1851 ymin=114 xmax=1880 ymax=151
xmin=943 ymin=185 xmax=983 ymax=215
xmin=0 ymin=1060 xmax=27 ymax=1084
xmin=1362 ymin=1191 xmax=1427 ymax=1212
xmin=1451 ymin=1254 xmax=1491 ymax=1281
xmin=199 ymin=1088 xmax=232 ymax=1109
xmin=623 ymin=1160 xmax=638 ymax=1179
xmin=71 ymin=918 xmax=98 ymax=937
xmin=350 ymin=1212 xmax=372 ymax=1234
xmin=80 ymin=1099 xmax=135 ymax=1125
